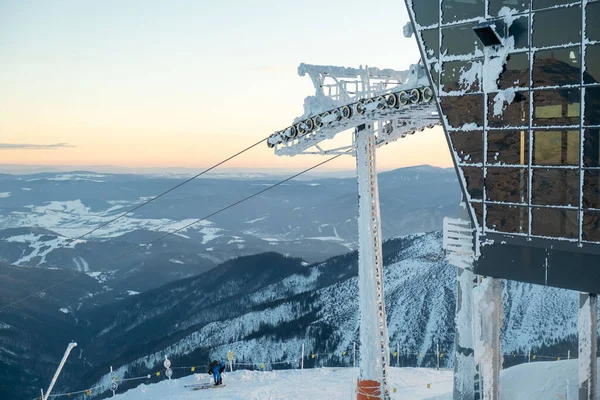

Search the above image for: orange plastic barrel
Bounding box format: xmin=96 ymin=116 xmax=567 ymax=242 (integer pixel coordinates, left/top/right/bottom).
xmin=356 ymin=379 xmax=382 ymax=400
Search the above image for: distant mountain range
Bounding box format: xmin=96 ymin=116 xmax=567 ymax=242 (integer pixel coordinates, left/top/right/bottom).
xmin=0 ymin=166 xmax=460 ymax=286
xmin=0 ymin=233 xmax=582 ymax=399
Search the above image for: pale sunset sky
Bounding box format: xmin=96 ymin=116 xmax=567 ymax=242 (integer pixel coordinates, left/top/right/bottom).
xmin=0 ymin=0 xmax=452 ymax=172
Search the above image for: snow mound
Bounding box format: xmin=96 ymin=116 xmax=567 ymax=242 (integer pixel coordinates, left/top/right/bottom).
xmin=111 ymin=367 xmax=451 ymax=400
xmin=429 ymin=358 xmax=600 ymax=400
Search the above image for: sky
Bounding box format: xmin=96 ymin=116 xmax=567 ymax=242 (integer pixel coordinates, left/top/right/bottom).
xmin=0 ymin=0 xmax=452 ymax=172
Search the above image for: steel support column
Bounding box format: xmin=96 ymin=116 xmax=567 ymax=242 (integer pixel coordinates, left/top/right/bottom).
xmin=473 ymin=277 xmax=503 ymax=400
xmin=443 ymin=206 xmax=476 ymax=400
xmin=579 ymin=293 xmax=598 ymax=400
xmin=355 ymin=123 xmax=390 ymax=399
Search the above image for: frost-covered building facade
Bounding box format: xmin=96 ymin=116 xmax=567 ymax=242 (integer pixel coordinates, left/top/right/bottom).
xmin=405 ymin=0 xmax=600 ymax=293
xmin=404 ymin=2 xmax=600 ymax=399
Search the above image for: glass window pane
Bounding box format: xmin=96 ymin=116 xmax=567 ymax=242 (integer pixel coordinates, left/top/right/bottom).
xmin=441 ymin=59 xmax=481 ymax=93
xmin=440 ymin=94 xmax=484 ymax=128
xmin=533 ymin=0 xmax=574 ymax=10
xmin=451 ymin=131 xmax=483 ymax=163
xmin=584 ymin=87 xmax=600 ymax=126
xmin=485 ymin=167 xmax=528 ymax=203
xmin=587 ymin=2 xmax=600 ymax=43
xmin=411 ymin=0 xmax=439 ymax=27
xmin=532 ymin=168 xmax=580 ymax=206
xmin=488 ymin=130 xmax=529 ymax=165
xmin=583 ymin=211 xmax=600 ymax=242
xmin=486 ymin=204 xmax=528 ymax=233
xmin=441 ymin=23 xmax=482 ymax=56
xmin=442 ymin=0 xmax=485 ymax=23
xmin=583 ymin=170 xmax=600 ymax=209
xmin=499 ymin=52 xmax=530 ymax=90
xmin=471 ymin=201 xmax=483 ymax=227
xmin=461 ymin=166 xmax=483 ymax=199
xmin=584 ymin=44 xmax=600 ymax=84
xmin=532 ymin=208 xmax=578 ymax=239
xmin=489 ymin=0 xmax=529 ymax=16
xmin=510 ymin=15 xmax=530 ymax=50
xmin=533 ymin=47 xmax=581 ymax=88
xmin=533 ymin=130 xmax=580 ymax=166
xmin=533 ymin=7 xmax=581 ymax=48
xmin=421 ymin=29 xmax=440 ymax=61
xmin=584 ymin=129 xmax=600 ymax=167
xmin=488 ymin=91 xmax=529 ymax=127
xmin=533 ymin=88 xmax=581 ymax=126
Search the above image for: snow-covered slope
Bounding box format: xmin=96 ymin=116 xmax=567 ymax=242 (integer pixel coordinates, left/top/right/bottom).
xmin=111 ymin=367 xmax=452 ymax=400
xmin=94 ymin=360 xmax=600 ymax=400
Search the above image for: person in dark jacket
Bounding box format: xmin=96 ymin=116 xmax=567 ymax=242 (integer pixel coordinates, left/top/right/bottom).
xmin=208 ymin=360 xmax=226 ymax=385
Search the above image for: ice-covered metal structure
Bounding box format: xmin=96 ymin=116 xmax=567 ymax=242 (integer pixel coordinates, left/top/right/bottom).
xmin=267 ymin=63 xmax=439 ymax=399
xmin=404 ymin=1 xmax=600 ymax=399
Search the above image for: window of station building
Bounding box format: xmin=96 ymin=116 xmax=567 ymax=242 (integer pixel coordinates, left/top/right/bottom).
xmin=486 ymin=204 xmax=528 ymax=234
xmin=441 ymin=59 xmax=481 ymax=93
xmin=583 ymin=170 xmax=600 ymax=209
xmin=441 ymin=23 xmax=482 ymax=56
xmin=532 ymin=6 xmax=581 ymax=48
xmin=533 ymin=88 xmax=581 ymax=127
xmin=440 ymin=94 xmax=484 ymax=128
xmin=533 ymin=47 xmax=581 ymax=88
xmin=470 ymin=201 xmax=484 ymax=226
xmin=498 ymin=52 xmax=530 ymax=90
xmin=421 ymin=29 xmax=440 ymax=61
xmin=461 ymin=166 xmax=484 ymax=199
xmin=411 ymin=0 xmax=440 ymax=27
xmin=485 ymin=167 xmax=528 ymax=203
xmin=533 ymin=0 xmax=578 ymax=10
xmin=583 ymin=211 xmax=600 ymax=242
xmin=487 ymin=130 xmax=529 ymax=165
xmin=584 ymin=87 xmax=600 ymax=126
xmin=509 ymin=15 xmax=531 ymax=50
xmin=532 ymin=207 xmax=579 ymax=239
xmin=442 ymin=0 xmax=485 ymax=23
xmin=488 ymin=0 xmax=529 ymax=16
xmin=584 ymin=44 xmax=600 ymax=85
xmin=532 ymin=168 xmax=580 ymax=206
xmin=488 ymin=91 xmax=529 ymax=127
xmin=451 ymin=131 xmax=484 ymax=163
xmin=584 ymin=129 xmax=600 ymax=167
xmin=587 ymin=2 xmax=600 ymax=43
xmin=533 ymin=130 xmax=580 ymax=166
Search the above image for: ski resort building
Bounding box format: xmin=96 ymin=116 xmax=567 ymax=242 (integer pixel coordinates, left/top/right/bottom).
xmin=403 ymin=1 xmax=600 ymax=399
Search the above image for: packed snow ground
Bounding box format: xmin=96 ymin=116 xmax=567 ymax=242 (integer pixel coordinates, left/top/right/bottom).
xmin=112 ymin=367 xmax=452 ymax=400
xmin=111 ymin=360 xmax=600 ymax=400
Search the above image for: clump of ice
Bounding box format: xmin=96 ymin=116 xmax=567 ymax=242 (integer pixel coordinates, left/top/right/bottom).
xmin=492 ymin=88 xmax=516 ymax=117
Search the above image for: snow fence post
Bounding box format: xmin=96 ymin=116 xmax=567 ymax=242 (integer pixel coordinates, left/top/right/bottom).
xmin=396 ymin=343 xmax=400 ymax=367
xmin=353 ymin=341 xmax=356 ymax=368
xmin=301 ymin=344 xmax=304 ymax=370
xmin=528 ymin=348 xmax=531 ymax=363
xmin=43 ymin=341 xmax=77 ymax=400
xmin=436 ymin=340 xmax=440 ymax=371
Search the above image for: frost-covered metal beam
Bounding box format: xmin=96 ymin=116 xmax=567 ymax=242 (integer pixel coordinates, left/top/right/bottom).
xmin=473 ymin=277 xmax=502 ymax=400
xmin=578 ymin=293 xmax=598 ymax=400
xmin=355 ymin=123 xmax=390 ymax=399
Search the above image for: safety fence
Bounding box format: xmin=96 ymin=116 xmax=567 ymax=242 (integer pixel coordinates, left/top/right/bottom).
xmin=33 ymin=344 xmax=580 ymax=399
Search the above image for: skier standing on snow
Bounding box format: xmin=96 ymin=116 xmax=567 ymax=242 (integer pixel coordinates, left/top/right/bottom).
xmin=208 ymin=360 xmax=226 ymax=386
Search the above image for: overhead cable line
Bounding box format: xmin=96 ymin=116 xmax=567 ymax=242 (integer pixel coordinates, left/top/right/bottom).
xmin=0 ymin=151 xmax=349 ymax=311
xmin=67 ymin=136 xmax=269 ymax=243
